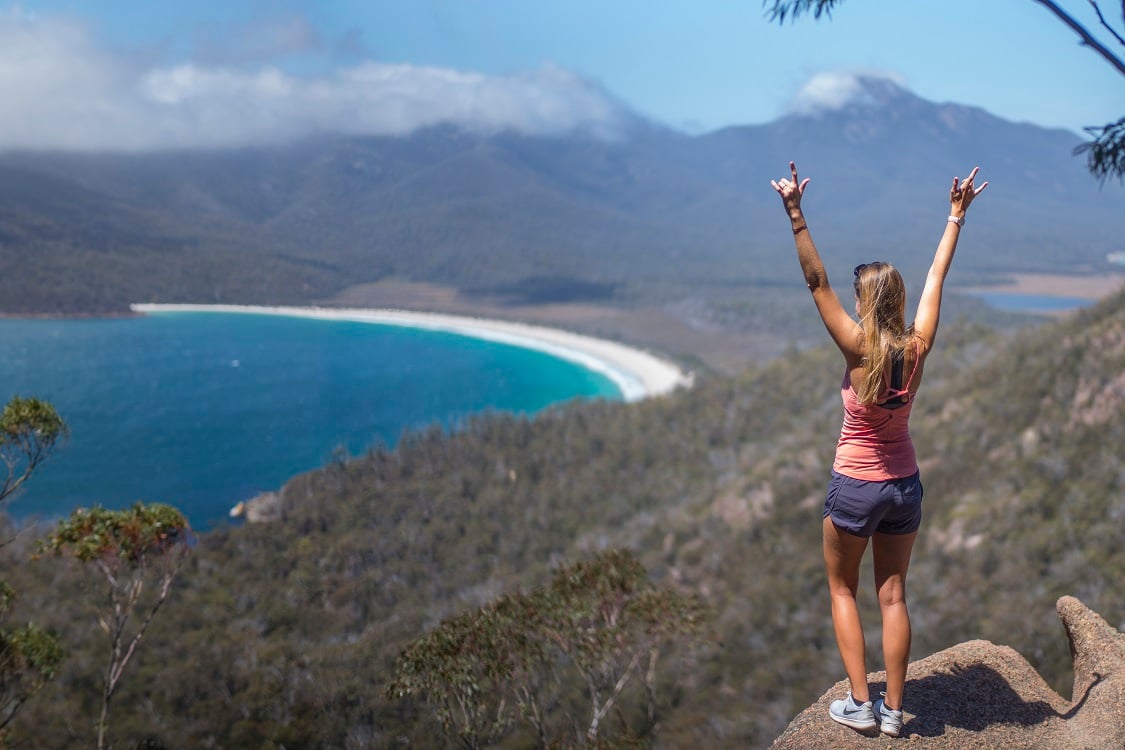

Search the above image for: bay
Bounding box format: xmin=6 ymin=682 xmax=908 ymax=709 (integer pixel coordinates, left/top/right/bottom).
xmin=0 ymin=312 xmax=621 ymax=527
xmin=963 ymin=291 xmax=1094 ymax=313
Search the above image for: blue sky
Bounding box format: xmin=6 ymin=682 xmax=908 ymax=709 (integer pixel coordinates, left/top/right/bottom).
xmin=1 ymin=0 xmax=1122 ymax=149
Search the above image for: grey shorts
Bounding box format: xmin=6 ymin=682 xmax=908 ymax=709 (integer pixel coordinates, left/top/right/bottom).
xmin=823 ymin=470 xmax=923 ymax=537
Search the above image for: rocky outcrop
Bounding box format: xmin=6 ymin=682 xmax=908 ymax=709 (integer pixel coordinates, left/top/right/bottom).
xmin=229 ymin=491 xmax=281 ymax=523
xmin=770 ymin=596 xmax=1125 ymax=748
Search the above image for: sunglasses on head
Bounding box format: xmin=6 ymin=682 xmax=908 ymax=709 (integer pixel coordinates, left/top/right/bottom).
xmin=854 ymin=262 xmax=884 ymax=278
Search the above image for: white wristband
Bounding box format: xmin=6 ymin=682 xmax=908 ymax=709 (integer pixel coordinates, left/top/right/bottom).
xmin=948 ymin=215 xmax=965 ymax=227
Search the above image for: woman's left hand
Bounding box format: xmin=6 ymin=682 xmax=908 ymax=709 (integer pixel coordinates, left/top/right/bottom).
xmin=771 ymin=161 xmax=811 ymax=217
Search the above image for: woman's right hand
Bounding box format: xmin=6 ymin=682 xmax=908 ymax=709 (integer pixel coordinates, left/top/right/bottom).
xmin=771 ymin=161 xmax=810 ymax=218
xmin=949 ymin=166 xmax=988 ymax=217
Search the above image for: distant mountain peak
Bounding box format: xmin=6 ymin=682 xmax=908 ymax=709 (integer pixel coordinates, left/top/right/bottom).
xmin=787 ymin=71 xmax=913 ymax=116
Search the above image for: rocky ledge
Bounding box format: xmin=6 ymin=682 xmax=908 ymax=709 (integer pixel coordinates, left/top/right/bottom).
xmin=229 ymin=491 xmax=281 ymax=523
xmin=771 ymin=596 xmax=1124 ymax=749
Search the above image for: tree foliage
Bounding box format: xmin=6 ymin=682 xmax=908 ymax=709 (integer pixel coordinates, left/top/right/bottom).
xmin=763 ymin=0 xmax=841 ymax=23
xmin=0 ymin=581 xmax=64 ymax=746
xmin=1076 ymin=115 xmax=1125 ymax=183
xmin=41 ymin=503 xmax=193 ymax=750
xmin=764 ymin=0 xmax=1125 ymax=181
xmin=0 ymin=396 xmax=67 ymax=506
xmin=0 ymin=396 xmax=66 ymax=747
xmin=389 ymin=549 xmax=709 ymax=748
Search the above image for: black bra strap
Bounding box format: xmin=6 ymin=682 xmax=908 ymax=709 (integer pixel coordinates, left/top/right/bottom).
xmin=883 ymin=349 xmax=908 ymax=409
xmin=890 ymin=349 xmax=904 ymax=391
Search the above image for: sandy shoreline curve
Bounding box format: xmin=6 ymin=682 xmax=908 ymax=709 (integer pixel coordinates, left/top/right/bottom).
xmin=130 ymin=303 xmax=694 ymax=402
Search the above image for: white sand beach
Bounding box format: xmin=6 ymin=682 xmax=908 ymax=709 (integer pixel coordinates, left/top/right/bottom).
xmin=130 ymin=303 xmax=694 ymax=402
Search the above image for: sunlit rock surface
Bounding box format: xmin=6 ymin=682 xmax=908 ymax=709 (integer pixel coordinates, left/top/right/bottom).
xmin=771 ymin=596 xmax=1124 ymax=749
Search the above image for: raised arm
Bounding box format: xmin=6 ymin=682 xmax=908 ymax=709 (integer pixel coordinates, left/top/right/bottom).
xmin=771 ymin=161 xmax=862 ymax=364
xmin=913 ymin=167 xmax=988 ymax=355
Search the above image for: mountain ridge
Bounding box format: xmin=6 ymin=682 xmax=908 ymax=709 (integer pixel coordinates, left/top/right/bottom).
xmin=2 ymin=77 xmax=1120 ymax=336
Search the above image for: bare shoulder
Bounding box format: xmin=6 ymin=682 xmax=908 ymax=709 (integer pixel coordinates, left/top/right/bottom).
xmin=912 ymin=331 xmax=934 ymax=361
xmin=906 ymin=333 xmax=929 ymax=393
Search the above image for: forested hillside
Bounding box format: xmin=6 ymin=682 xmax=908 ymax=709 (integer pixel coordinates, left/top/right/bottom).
xmin=1 ymin=290 xmax=1122 ymax=748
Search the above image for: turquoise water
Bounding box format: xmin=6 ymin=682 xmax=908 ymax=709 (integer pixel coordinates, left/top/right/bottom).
xmin=0 ymin=312 xmax=620 ymax=527
xmin=965 ymin=291 xmax=1093 ymax=313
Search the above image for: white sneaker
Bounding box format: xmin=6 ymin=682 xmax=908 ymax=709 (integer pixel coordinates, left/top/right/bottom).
xmin=828 ymin=691 xmax=876 ymax=730
xmin=874 ymin=694 xmax=904 ymax=737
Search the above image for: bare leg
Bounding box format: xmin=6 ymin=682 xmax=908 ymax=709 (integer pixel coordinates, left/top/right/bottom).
xmin=823 ymin=517 xmax=871 ymax=702
xmin=872 ymin=530 xmax=918 ymax=711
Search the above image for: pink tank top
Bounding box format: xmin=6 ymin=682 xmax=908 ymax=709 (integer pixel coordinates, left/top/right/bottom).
xmin=832 ymin=354 xmax=920 ymax=481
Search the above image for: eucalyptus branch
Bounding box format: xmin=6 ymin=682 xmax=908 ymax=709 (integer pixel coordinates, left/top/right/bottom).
xmin=763 ymin=0 xmax=842 ymax=23
xmin=1 ymin=694 xmax=25 ymax=728
xmin=455 ymin=695 xmax=474 ymax=750
xmin=645 ymin=647 xmax=659 ymax=724
xmin=106 ymin=572 xmax=174 ymax=698
xmin=1075 ymin=116 xmax=1125 ymax=182
xmin=587 ymin=652 xmax=641 ymax=741
xmin=515 ymin=684 xmax=546 ymax=746
xmin=1087 ymin=0 xmax=1125 ymax=46
xmin=1 ymin=457 xmax=16 ymax=498
xmin=1032 ymin=0 xmax=1125 ymax=76
xmin=0 ymin=463 xmax=31 ymax=505
xmin=93 ymin=559 xmax=119 ymax=591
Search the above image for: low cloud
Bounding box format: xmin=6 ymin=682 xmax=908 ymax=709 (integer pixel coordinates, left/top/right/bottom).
xmin=0 ymin=11 xmax=628 ymax=151
xmin=787 ymin=70 xmax=907 ymax=115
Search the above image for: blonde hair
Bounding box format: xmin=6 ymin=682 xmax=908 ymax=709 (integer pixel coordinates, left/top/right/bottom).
xmin=853 ymin=262 xmax=914 ymax=405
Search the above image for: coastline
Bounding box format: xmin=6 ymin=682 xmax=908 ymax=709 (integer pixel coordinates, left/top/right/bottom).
xmin=130 ymin=303 xmax=694 ymax=402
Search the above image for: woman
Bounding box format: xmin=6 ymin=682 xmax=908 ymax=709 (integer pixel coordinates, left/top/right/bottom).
xmin=770 ymin=161 xmax=987 ymax=737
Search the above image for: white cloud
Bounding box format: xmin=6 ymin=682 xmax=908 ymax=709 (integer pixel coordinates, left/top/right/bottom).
xmin=0 ymin=12 xmax=628 ymax=151
xmin=787 ymin=69 xmax=907 ymax=115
